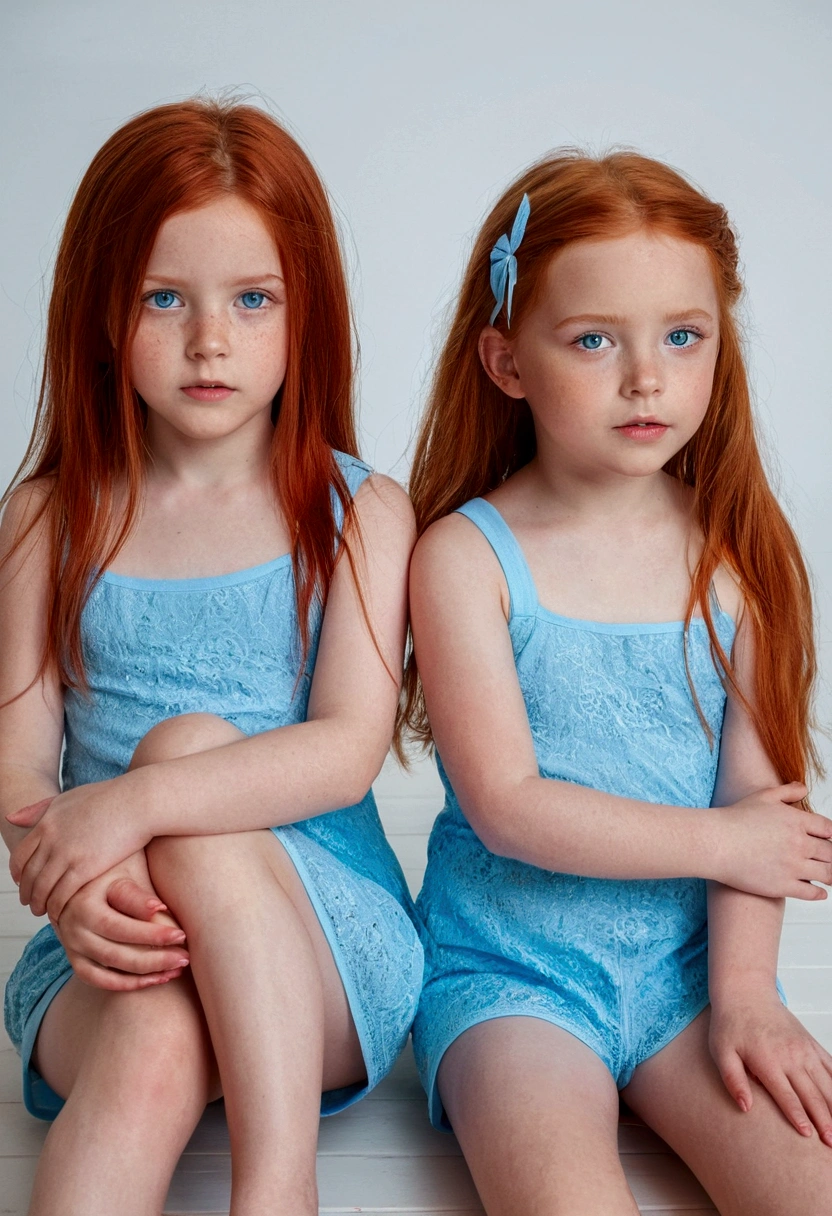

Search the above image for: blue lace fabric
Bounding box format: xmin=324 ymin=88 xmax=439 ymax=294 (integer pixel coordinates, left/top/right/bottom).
xmin=412 ymin=498 xmax=736 ymax=1129
xmin=4 ymin=451 xmax=423 ymax=1120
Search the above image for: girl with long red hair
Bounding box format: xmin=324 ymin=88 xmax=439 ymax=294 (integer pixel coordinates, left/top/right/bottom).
xmin=0 ymin=98 xmax=422 ymax=1215
xmin=406 ymin=151 xmax=832 ymax=1213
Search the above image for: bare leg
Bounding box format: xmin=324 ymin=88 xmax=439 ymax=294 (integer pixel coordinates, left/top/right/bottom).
xmin=623 ymin=1007 xmax=832 ymax=1216
xmin=139 ymin=714 xmax=366 ymax=1216
xmin=29 ymin=972 xmax=218 ymax=1216
xmin=437 ymin=1016 xmax=640 ymax=1216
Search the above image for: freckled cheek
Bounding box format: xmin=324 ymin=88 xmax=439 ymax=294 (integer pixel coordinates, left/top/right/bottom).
xmin=129 ymin=331 xmax=170 ymax=392
xmin=244 ymin=326 xmax=289 ymax=393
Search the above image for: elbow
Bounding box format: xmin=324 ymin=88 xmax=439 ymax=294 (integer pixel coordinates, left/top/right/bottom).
xmin=340 ymin=735 xmax=389 ymax=810
xmin=463 ymin=796 xmax=513 ymax=859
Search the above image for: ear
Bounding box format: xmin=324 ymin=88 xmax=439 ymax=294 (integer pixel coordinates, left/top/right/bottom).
xmin=478 ymin=326 xmax=526 ymax=399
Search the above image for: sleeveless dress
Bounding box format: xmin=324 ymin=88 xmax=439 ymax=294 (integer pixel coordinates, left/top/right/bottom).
xmin=412 ymin=498 xmax=736 ymax=1129
xmin=5 ymin=451 xmax=423 ymax=1120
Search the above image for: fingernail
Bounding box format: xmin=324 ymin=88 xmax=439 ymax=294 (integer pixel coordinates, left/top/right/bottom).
xmin=738 ymin=1098 xmax=749 ymax=1112
xmin=176 ymin=959 xmax=189 ymax=968
xmin=800 ymin=1124 xmax=813 ymax=1137
xmin=149 ymin=900 xmax=166 ymax=911
xmin=168 ymin=932 xmax=186 ymax=943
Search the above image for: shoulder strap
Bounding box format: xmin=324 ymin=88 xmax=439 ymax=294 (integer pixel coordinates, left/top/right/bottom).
xmin=331 ymin=449 xmax=373 ymax=533
xmin=456 ymin=499 xmax=538 ymax=620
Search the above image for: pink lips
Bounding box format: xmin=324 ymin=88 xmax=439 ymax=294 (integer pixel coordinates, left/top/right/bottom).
xmin=182 ymin=385 xmax=234 ymax=402
xmin=615 ymin=422 xmax=668 ymax=441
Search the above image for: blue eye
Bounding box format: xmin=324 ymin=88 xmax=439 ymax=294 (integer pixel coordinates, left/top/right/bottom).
xmin=576 ymin=333 xmax=607 ymax=350
xmin=239 ymin=291 xmax=267 ymax=309
xmin=151 ymin=291 xmax=178 ymax=309
xmin=667 ymin=328 xmax=699 ymax=347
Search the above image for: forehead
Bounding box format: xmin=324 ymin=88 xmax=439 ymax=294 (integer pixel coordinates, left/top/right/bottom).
xmin=540 ymin=230 xmax=717 ymax=315
xmin=145 ymin=196 xmax=281 ymax=274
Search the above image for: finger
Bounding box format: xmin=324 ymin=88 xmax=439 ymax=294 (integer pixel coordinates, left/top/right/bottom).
xmin=791 ymin=881 xmax=828 ymax=902
xmin=792 ymin=1069 xmax=832 ymax=1147
xmin=806 ymin=1065 xmax=832 ymax=1148
xmin=80 ymin=935 xmax=190 ymax=976
xmin=42 ymin=866 xmax=87 ymax=923
xmin=776 ymin=782 xmax=808 ymax=803
xmin=72 ymin=955 xmax=187 ymax=991
xmin=9 ymin=831 xmax=42 ymax=887
xmin=88 ymin=908 xmax=187 ymax=949
xmin=804 ymin=862 xmax=832 ymax=887
xmin=106 ymin=876 xmax=168 ymax=922
xmin=61 ymin=904 xmax=187 ymax=949
xmin=715 ymin=1048 xmax=753 ymax=1113
xmin=758 ymin=1071 xmax=814 ymax=1137
xmin=806 ymin=813 xmax=832 ymax=839
xmin=6 ymin=796 xmax=56 ymax=827
xmin=16 ymin=841 xmax=50 ymax=908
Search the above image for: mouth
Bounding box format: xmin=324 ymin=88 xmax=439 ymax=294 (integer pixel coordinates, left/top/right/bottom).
xmin=614 ymin=418 xmax=669 ymax=441
xmin=181 ymin=382 xmax=235 ymax=400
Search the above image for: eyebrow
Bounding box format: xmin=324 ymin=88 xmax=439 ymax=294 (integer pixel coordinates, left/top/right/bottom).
xmin=555 ymin=308 xmax=714 ymax=329
xmin=142 ymin=273 xmax=285 ymax=287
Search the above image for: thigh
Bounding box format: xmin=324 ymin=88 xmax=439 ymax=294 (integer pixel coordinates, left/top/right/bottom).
xmin=438 ymin=1017 xmax=639 ymax=1216
xmin=148 ymin=829 xmax=365 ymax=1089
xmin=32 ymin=969 xmax=220 ymax=1103
xmin=623 ymin=1007 xmax=832 ymax=1216
xmin=259 ymin=829 xmax=367 ymax=1085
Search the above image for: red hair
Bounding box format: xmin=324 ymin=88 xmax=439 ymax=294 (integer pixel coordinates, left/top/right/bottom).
xmin=405 ymin=150 xmax=821 ymax=789
xmin=3 ymin=98 xmax=362 ymax=689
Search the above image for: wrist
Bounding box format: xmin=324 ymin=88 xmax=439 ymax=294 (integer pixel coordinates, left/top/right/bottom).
xmin=692 ymin=807 xmax=725 ymax=881
xmin=710 ymin=966 xmax=780 ymax=1008
xmin=115 ymin=767 xmax=159 ymax=841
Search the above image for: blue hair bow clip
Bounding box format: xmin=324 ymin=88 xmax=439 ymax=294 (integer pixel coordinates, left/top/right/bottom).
xmin=489 ymin=193 xmax=531 ymax=326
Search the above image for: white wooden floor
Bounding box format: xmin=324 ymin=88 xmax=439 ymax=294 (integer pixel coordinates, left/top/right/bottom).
xmin=1 ymin=753 xmax=830 ymax=1215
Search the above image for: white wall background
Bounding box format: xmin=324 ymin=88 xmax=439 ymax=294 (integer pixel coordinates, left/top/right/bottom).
xmin=1 ymin=0 xmax=830 ymax=797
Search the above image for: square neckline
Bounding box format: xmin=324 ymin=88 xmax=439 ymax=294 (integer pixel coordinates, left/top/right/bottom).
xmin=462 ymin=498 xmax=736 ymax=637
xmin=100 ymin=552 xmax=293 ymax=592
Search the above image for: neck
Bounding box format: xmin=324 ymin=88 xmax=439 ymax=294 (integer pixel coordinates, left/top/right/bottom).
xmin=524 ymin=435 xmax=681 ymax=527
xmin=143 ymin=412 xmax=275 ymax=491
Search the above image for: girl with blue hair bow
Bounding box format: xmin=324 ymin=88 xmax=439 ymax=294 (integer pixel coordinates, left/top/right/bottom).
xmin=403 ymin=150 xmax=832 ymax=1214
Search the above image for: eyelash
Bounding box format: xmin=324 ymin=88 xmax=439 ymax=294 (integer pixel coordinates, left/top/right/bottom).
xmin=572 ymin=327 xmax=705 ymax=351
xmin=142 ymin=290 xmax=274 ymax=310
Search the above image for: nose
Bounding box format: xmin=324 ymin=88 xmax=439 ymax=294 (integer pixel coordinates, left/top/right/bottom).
xmin=185 ymin=309 xmax=229 ymax=363
xmin=621 ymin=346 xmax=663 ymax=399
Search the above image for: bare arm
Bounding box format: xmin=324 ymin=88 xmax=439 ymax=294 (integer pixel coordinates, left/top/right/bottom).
xmin=10 ymin=475 xmax=415 ymax=916
xmin=409 ymin=515 xmax=831 ymax=886
xmin=706 ymin=615 xmax=832 ymax=1143
xmin=0 ymin=485 xmax=65 ymax=855
xmin=0 ymin=486 xmax=189 ymax=984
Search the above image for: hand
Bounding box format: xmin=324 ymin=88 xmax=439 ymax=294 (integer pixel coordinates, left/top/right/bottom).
xmin=710 ymin=995 xmax=832 ymax=1146
xmin=54 ymin=849 xmax=190 ymax=990
xmin=7 ymin=777 xmax=153 ymax=920
xmin=713 ymin=783 xmax=832 ymax=899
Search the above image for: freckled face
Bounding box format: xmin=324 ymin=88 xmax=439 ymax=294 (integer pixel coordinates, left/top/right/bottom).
xmin=503 ymin=230 xmax=721 ymax=479
xmin=129 ymin=196 xmax=288 ymax=444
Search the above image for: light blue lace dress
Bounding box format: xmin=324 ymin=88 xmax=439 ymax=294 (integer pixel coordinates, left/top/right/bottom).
xmin=5 ymin=451 xmax=423 ymax=1120
xmin=412 ymin=498 xmax=736 ymax=1129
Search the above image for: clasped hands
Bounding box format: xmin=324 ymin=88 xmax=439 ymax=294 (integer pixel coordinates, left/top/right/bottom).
xmin=7 ymin=783 xmax=189 ymax=989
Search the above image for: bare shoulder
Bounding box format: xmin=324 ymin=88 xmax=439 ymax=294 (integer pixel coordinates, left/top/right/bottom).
xmin=353 ymin=473 xmax=415 ymax=541
xmin=411 ymin=512 xmax=508 ymax=617
xmin=0 ymin=478 xmax=54 ymax=570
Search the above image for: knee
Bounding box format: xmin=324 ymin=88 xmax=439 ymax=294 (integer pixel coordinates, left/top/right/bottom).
xmin=145 ymin=830 xmax=257 ymax=901
xmin=130 ymin=712 xmax=245 ymax=769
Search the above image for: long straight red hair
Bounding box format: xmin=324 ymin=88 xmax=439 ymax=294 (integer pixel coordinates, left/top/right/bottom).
xmin=405 ymin=150 xmax=821 ymax=788
xmin=3 ymin=98 xmax=362 ymax=689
